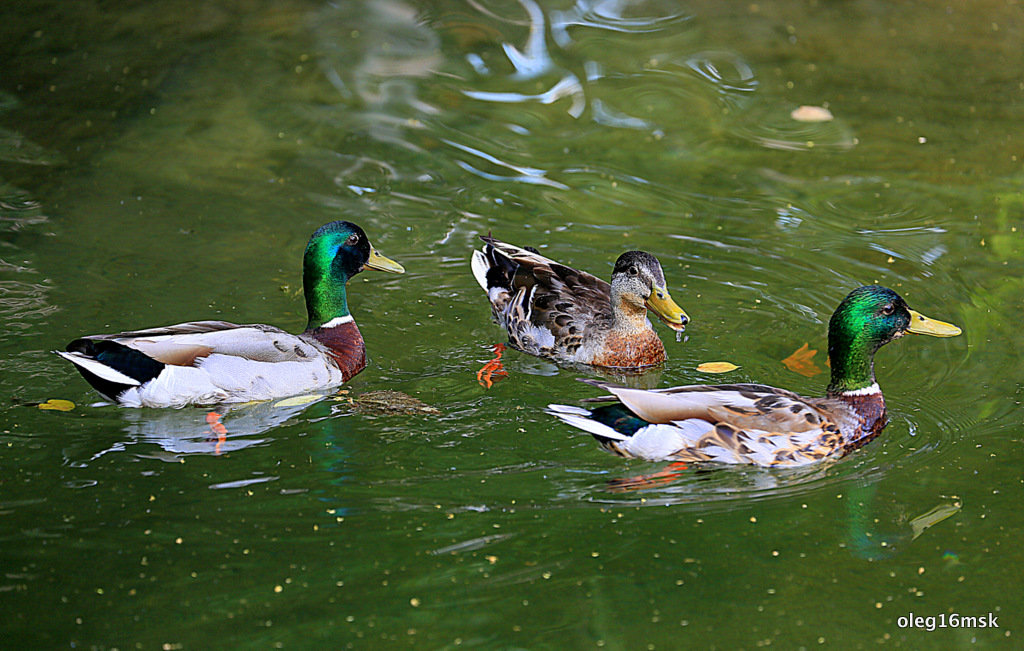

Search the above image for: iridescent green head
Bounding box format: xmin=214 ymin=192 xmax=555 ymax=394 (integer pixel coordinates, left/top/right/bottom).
xmin=826 ymin=285 xmax=961 ymax=395
xmin=303 ymin=221 xmax=404 ymax=330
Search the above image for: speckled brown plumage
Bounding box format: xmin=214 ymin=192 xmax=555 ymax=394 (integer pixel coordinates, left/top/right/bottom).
xmin=590 ymin=329 xmax=666 ymax=368
xmin=549 ymin=285 xmax=961 ymax=468
xmin=555 ymin=381 xmax=890 ymax=467
xmin=471 ymin=236 xmax=686 ymax=368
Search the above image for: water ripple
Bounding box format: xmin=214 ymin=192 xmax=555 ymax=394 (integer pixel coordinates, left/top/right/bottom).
xmin=464 ymin=73 xmax=586 ymax=118
xmin=443 ymin=137 xmax=569 ymax=189
xmin=0 ymin=183 xmax=47 ymax=231
xmin=682 ymin=50 xmax=758 ymax=96
xmin=0 ymin=91 xmax=64 ymax=166
xmin=730 ymin=104 xmax=856 ymax=152
xmin=551 ymin=0 xmax=691 ymax=48
xmin=0 ymin=183 xmax=52 ymax=340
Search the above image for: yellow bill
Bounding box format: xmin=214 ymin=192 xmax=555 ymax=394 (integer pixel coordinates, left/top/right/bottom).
xmin=646 ymin=285 xmax=689 ymax=331
xmin=906 ymin=309 xmax=961 ymax=337
xmin=364 ymin=244 xmax=405 ymax=274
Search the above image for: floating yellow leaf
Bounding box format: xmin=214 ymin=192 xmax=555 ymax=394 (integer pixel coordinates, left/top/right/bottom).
xmin=38 ymin=399 xmax=76 ymax=412
xmin=696 ymin=362 xmax=739 ymax=373
xmin=273 ymin=394 xmax=323 ymax=408
xmin=781 ymin=343 xmax=823 ymax=377
xmin=910 ymin=503 xmax=961 ymax=540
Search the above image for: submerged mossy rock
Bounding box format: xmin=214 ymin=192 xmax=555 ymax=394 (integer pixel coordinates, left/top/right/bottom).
xmin=342 ymin=390 xmax=440 ymax=416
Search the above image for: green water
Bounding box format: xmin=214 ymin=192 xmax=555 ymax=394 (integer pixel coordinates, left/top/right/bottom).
xmin=1 ymin=0 xmax=1021 ymax=647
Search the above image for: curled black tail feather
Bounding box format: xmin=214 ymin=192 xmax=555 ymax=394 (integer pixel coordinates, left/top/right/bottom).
xmin=65 ymin=338 xmax=165 ymax=400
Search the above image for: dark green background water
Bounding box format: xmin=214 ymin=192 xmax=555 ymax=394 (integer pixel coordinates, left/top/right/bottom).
xmin=1 ymin=0 xmax=1021 ymax=647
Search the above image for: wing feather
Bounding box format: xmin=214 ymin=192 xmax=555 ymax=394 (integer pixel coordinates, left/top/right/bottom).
xmin=79 ymin=322 xmax=322 ymax=366
xmin=476 ymin=237 xmax=612 ymax=360
xmin=558 ymin=380 xmax=852 ymax=467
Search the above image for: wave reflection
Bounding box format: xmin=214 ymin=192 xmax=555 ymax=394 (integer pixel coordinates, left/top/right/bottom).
xmin=551 ymin=0 xmax=691 ymax=47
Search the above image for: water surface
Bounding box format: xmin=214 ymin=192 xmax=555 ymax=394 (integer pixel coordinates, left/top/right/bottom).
xmin=1 ymin=0 xmax=1021 ymax=647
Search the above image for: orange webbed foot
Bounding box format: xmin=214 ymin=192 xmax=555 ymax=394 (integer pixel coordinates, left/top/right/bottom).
xmin=205 ymin=411 xmax=228 ymax=455
xmin=476 ymin=343 xmax=508 ymax=388
xmin=607 ymin=461 xmax=689 ymax=492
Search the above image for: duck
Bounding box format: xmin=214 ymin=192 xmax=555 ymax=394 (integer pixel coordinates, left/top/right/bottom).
xmin=547 ymin=285 xmax=961 ymax=467
xmin=56 ymin=221 xmax=404 ymax=408
xmin=470 ymin=235 xmax=689 ymax=368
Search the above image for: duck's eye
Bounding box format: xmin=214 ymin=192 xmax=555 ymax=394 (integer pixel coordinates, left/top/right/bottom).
xmin=628 ymin=266 xmax=639 ymax=276
xmin=880 ymin=303 xmax=894 ymax=316
xmin=346 ymin=234 xmax=359 ymax=246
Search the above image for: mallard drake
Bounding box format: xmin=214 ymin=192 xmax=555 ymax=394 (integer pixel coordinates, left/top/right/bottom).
xmin=548 ymin=285 xmax=961 ymax=466
xmin=470 ymin=236 xmax=688 ymax=368
xmin=56 ymin=221 xmax=404 ymax=408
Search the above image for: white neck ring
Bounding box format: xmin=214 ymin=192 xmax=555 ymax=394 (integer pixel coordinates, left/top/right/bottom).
xmin=321 ymin=315 xmax=354 ymax=329
xmin=841 ymin=382 xmax=881 ymax=397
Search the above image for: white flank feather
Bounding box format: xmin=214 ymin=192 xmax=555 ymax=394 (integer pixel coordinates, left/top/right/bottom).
xmin=488 ymin=286 xmax=507 ymax=304
xmin=619 ymin=423 xmax=698 ymax=460
xmin=668 ymin=418 xmax=717 ymax=439
xmin=470 ymin=250 xmax=490 ymax=291
xmin=546 ymin=404 xmax=630 ymax=441
xmin=525 ymin=323 xmax=557 ymax=348
xmin=55 ymin=351 xmax=141 ymax=387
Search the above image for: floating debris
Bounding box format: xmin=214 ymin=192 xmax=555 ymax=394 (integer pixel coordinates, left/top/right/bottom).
xmin=37 ymin=398 xmax=75 ymax=411
xmin=790 ymin=105 xmax=834 ymax=122
xmin=910 ymin=502 xmax=961 ymax=540
xmin=781 ymin=343 xmax=824 ymax=377
xmin=273 ymin=394 xmax=323 ymax=408
xmin=696 ymin=362 xmax=739 ymax=373
xmin=342 ymin=390 xmax=441 ymax=416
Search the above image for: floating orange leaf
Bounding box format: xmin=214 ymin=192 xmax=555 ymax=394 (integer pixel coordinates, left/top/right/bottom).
xmin=781 ymin=343 xmax=823 ymax=377
xmin=38 ymin=399 xmax=75 ymax=411
xmin=696 ymin=361 xmax=739 ymax=373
